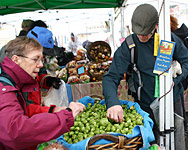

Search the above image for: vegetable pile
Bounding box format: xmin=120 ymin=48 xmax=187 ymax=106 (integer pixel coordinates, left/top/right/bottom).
xmin=63 ymin=101 xmax=144 ymax=144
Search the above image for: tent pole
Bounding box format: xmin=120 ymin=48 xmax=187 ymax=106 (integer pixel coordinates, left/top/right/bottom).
xmin=158 ymin=0 xmax=174 ymax=149
xmin=121 ymin=0 xmax=127 ymax=38
xmin=110 ymin=9 xmax=115 ymax=53
xmin=120 ymin=7 xmax=125 ymax=38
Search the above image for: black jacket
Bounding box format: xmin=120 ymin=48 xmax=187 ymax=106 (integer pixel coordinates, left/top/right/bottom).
xmin=103 ymin=33 xmax=188 ymax=109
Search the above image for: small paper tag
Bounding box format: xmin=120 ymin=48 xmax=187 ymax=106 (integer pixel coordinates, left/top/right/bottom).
xmin=153 ymin=40 xmax=176 ymax=76
xmin=78 ymin=66 xmax=85 ymax=74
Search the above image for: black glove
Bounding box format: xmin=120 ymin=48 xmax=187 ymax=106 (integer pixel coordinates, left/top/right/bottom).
xmin=57 ymin=52 xmax=75 ymax=66
xmin=46 ymin=77 xmax=62 ymax=89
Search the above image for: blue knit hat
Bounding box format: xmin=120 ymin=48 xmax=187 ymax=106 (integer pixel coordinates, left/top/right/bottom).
xmin=27 ymin=26 xmax=54 ymax=48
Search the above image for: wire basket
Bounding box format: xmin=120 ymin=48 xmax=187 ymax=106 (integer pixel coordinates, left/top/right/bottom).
xmin=89 ymin=70 xmax=104 ymax=82
xmin=87 ymin=41 xmax=111 ymax=63
xmin=87 ymin=41 xmax=111 ymax=82
xmin=87 ymin=134 xmax=143 ymax=150
xmin=90 ymin=94 xmax=104 ymax=101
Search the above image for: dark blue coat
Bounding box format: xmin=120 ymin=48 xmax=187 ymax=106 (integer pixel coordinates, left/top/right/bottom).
xmin=102 ymin=33 xmax=188 ymax=109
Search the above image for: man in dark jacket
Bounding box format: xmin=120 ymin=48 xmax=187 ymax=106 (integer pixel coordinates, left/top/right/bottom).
xmin=102 ymin=4 xmax=188 ymax=150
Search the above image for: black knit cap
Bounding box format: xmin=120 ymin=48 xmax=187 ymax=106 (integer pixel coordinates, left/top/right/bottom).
xmin=131 ymin=4 xmax=158 ymax=35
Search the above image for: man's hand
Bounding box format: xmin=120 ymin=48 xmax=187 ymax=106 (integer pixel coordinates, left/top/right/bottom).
xmin=172 ymin=60 xmax=182 ymax=78
xmin=107 ymin=105 xmax=124 ymax=123
xmin=69 ymin=102 xmax=85 ymax=119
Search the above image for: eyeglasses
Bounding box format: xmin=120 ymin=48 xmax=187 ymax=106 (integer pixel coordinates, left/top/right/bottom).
xmin=17 ymin=55 xmax=44 ymax=64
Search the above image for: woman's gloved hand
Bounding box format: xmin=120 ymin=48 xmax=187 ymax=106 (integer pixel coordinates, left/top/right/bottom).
xmin=46 ymin=76 xmax=62 ymax=89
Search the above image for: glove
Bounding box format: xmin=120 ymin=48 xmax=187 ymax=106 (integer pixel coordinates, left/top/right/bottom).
xmin=172 ymin=60 xmax=182 ymax=78
xmin=46 ymin=77 xmax=62 ymax=89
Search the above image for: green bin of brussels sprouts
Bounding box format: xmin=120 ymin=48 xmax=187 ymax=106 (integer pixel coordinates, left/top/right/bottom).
xmin=57 ymin=96 xmax=155 ymax=150
xmin=64 ymin=102 xmax=143 ymax=144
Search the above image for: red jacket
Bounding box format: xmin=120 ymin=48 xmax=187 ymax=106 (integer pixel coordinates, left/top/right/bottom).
xmin=27 ymin=73 xmax=51 ymax=117
xmin=0 ymin=57 xmax=74 ymax=150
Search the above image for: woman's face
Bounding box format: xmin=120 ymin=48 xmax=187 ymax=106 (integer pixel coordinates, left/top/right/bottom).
xmin=15 ymin=49 xmax=43 ymax=79
xmin=71 ymin=36 xmax=75 ymax=42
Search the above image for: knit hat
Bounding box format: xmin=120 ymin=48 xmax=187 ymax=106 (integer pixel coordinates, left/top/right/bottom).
xmin=27 ymin=26 xmax=54 ymax=49
xmin=82 ymin=40 xmax=92 ymax=50
xmin=131 ymin=4 xmax=158 ymax=35
xmin=21 ymin=19 xmax=34 ymax=28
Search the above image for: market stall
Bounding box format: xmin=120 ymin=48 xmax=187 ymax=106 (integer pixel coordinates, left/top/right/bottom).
xmin=1 ymin=1 xmax=188 ymax=150
xmin=36 ymin=28 xmax=188 ymax=150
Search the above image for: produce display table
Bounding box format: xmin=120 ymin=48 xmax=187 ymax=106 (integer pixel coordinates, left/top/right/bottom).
xmin=70 ymin=80 xmax=134 ymax=102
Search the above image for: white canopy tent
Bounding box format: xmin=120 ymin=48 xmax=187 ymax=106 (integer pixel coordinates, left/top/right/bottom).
xmin=0 ymin=0 xmax=188 ymax=53
xmin=0 ymin=8 xmax=114 ymax=49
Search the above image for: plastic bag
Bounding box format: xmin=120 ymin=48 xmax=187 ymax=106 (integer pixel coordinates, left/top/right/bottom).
xmin=150 ymin=98 xmax=160 ymax=126
xmin=174 ymin=113 xmax=186 ymax=150
xmin=41 ymin=80 xmax=69 ymax=107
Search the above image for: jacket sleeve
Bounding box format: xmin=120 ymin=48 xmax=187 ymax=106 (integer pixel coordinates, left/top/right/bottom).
xmin=102 ymin=41 xmax=131 ymax=109
xmin=26 ymin=77 xmax=50 ymax=117
xmin=38 ymin=70 xmax=51 ymax=89
xmin=0 ymin=89 xmax=74 ymax=150
xmin=171 ymin=33 xmax=188 ymax=100
xmin=172 ymin=33 xmax=188 ymax=85
xmin=26 ymin=103 xmax=50 ymax=117
xmin=26 ymin=92 xmax=50 ymax=117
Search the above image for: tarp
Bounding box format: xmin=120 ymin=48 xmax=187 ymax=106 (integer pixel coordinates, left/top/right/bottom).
xmin=0 ymin=0 xmax=124 ymax=15
xmin=57 ymin=96 xmax=155 ymax=150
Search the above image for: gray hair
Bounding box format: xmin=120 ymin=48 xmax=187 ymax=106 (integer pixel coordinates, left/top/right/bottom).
xmin=5 ymin=36 xmax=43 ymax=59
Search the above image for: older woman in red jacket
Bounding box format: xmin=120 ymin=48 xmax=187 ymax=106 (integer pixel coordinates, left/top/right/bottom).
xmin=0 ymin=36 xmax=85 ymax=150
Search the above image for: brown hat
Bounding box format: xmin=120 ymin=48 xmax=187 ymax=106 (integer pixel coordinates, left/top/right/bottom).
xmin=21 ymin=19 xmax=34 ymax=28
xmin=131 ymin=4 xmax=158 ymax=35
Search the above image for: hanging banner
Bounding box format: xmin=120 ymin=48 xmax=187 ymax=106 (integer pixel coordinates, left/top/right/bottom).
xmin=153 ymin=40 xmax=176 ymax=76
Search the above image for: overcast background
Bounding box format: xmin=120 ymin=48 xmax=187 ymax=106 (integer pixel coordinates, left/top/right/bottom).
xmin=0 ymin=0 xmax=188 ymax=54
